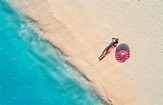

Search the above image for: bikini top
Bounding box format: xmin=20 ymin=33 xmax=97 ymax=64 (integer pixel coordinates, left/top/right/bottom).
xmin=113 ymin=40 xmax=118 ymax=46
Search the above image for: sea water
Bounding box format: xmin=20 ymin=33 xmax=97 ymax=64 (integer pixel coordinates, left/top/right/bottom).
xmin=0 ymin=1 xmax=105 ymax=105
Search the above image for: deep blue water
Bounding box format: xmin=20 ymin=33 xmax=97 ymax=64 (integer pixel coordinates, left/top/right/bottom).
xmin=0 ymin=1 xmax=104 ymax=105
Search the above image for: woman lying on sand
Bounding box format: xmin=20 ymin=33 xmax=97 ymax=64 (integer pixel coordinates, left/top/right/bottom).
xmin=99 ymin=38 xmax=119 ymax=61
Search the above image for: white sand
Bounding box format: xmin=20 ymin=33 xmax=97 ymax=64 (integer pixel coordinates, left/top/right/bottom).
xmin=9 ymin=0 xmax=163 ymax=105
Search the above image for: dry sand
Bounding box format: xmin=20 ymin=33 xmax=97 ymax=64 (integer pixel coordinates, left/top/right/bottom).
xmin=9 ymin=0 xmax=163 ymax=105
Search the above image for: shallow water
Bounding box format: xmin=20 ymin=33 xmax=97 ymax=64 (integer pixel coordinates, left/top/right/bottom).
xmin=0 ymin=1 xmax=104 ymax=105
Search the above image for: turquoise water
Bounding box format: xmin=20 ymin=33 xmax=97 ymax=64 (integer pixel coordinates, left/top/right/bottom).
xmin=0 ymin=1 xmax=105 ymax=105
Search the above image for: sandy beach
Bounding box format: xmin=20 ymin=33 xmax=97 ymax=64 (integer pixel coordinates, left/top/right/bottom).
xmin=8 ymin=0 xmax=163 ymax=105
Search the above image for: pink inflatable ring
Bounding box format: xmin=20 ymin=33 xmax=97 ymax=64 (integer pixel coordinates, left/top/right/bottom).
xmin=115 ymin=46 xmax=130 ymax=63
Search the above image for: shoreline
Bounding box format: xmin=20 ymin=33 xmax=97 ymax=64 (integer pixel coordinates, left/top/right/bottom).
xmin=7 ymin=0 xmax=163 ymax=105
xmin=6 ymin=0 xmax=112 ymax=104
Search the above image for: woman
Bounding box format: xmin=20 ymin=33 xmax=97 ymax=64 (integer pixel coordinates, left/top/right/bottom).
xmin=98 ymin=38 xmax=119 ymax=61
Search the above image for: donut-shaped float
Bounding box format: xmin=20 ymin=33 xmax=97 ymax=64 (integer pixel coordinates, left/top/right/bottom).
xmin=115 ymin=48 xmax=130 ymax=63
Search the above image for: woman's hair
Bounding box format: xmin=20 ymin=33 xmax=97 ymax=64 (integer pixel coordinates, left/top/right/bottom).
xmin=112 ymin=38 xmax=118 ymax=47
